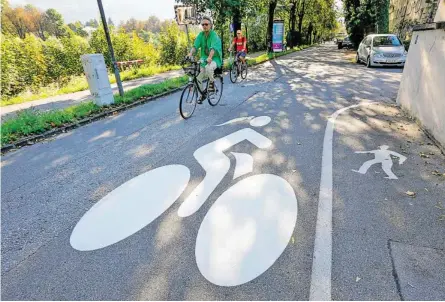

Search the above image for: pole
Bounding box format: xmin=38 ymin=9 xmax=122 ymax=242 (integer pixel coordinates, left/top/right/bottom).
xmin=185 ymin=23 xmax=191 ymax=49
xmin=97 ymin=0 xmax=124 ymax=97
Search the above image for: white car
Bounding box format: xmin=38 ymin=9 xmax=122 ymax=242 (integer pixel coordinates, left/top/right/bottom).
xmin=356 ymin=34 xmax=407 ymax=68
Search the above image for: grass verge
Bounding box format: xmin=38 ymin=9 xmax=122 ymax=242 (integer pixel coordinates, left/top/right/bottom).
xmin=0 ymin=65 xmax=181 ymax=107
xmin=1 ymin=46 xmax=312 ymax=147
xmin=1 ymin=76 xmax=188 ymax=145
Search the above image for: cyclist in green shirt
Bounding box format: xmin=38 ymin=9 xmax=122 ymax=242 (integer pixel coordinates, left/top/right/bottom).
xmin=187 ymin=16 xmax=222 ymax=95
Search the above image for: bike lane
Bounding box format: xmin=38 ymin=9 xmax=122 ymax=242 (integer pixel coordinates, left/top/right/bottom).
xmin=329 ymin=102 xmax=445 ymax=300
xmin=1 ymin=76 xmax=327 ymax=300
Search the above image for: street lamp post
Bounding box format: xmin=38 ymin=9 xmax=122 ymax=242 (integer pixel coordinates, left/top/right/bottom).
xmin=97 ymin=0 xmax=124 ymax=97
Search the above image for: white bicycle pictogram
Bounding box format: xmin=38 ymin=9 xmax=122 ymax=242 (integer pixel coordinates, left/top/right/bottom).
xmin=70 ymin=116 xmax=298 ymax=287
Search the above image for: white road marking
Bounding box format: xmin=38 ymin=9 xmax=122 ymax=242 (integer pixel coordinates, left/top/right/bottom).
xmin=250 ymin=116 xmax=272 ymax=127
xmin=195 ymin=174 xmax=298 ymax=286
xmin=310 ymin=103 xmax=369 ymax=301
xmin=352 ymin=145 xmax=407 ymax=179
xmin=178 ymin=118 xmax=272 ymax=218
xmin=231 ymin=152 xmax=254 ymax=179
xmin=214 ymin=116 xmax=255 ymax=126
xmin=70 ymin=165 xmax=190 ymax=251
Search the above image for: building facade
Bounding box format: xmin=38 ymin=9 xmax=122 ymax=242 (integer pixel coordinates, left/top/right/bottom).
xmin=389 ymin=0 xmax=439 ymax=39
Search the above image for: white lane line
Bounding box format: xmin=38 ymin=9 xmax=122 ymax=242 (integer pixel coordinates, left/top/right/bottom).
xmin=310 ymin=102 xmax=371 ymax=301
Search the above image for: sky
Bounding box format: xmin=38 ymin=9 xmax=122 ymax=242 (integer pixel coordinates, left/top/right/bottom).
xmin=10 ymin=0 xmax=176 ymax=24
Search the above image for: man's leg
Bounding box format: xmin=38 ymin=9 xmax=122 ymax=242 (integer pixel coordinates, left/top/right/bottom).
xmin=206 ymin=61 xmax=217 ymax=92
xmin=196 ymin=66 xmax=207 ymax=102
xmin=196 ymin=66 xmax=206 ymax=91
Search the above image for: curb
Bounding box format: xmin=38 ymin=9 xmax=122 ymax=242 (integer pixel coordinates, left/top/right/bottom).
xmin=1 ymin=46 xmax=312 ymax=154
xmin=1 ymin=86 xmax=185 ymax=154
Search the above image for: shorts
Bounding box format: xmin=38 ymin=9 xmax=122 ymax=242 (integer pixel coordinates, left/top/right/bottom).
xmin=236 ymin=51 xmax=247 ymax=59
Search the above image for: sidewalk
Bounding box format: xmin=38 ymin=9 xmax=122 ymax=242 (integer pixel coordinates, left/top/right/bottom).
xmin=0 ymin=52 xmax=266 ymax=121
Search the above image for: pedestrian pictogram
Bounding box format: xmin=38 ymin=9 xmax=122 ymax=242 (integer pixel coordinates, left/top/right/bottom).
xmin=352 ymin=145 xmax=407 ymax=179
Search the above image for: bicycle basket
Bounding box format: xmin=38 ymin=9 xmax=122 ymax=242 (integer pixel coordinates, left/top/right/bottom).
xmin=183 ymin=64 xmax=199 ymax=77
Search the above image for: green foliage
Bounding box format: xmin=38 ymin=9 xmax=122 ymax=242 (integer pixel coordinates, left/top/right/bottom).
xmin=344 ymin=0 xmax=390 ymax=47
xmin=159 ymin=21 xmax=189 ymax=65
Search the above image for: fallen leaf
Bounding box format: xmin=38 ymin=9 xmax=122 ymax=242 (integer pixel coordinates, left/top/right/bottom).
xmin=432 ymin=170 xmax=441 ymax=176
xmin=429 ymin=152 xmax=435 ymax=156
xmin=406 ymin=191 xmax=416 ymax=197
xmin=420 ymin=152 xmax=430 ymax=158
xmin=425 ymin=188 xmax=429 ymax=192
xmin=356 ymin=277 xmax=361 ymax=282
xmin=291 ymin=236 xmax=295 ymax=244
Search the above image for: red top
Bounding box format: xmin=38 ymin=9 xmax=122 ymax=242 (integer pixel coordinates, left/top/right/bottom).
xmin=233 ymin=37 xmax=246 ymax=52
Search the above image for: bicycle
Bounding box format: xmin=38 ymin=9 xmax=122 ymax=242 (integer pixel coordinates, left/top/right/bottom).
xmin=179 ymin=57 xmax=224 ymax=119
xmin=229 ymin=51 xmax=248 ymax=83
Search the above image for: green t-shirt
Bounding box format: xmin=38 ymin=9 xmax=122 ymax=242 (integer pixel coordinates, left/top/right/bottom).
xmin=194 ymin=30 xmax=222 ymax=68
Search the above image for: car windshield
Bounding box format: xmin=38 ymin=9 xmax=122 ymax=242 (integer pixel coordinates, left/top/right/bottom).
xmin=373 ymin=36 xmax=402 ymax=47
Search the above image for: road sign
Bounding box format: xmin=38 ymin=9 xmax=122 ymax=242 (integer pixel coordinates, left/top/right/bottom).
xmin=272 ymin=20 xmax=285 ymax=52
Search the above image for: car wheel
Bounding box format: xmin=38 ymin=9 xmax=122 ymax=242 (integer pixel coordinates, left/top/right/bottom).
xmin=356 ymin=52 xmax=360 ymax=64
xmin=367 ymin=56 xmax=373 ymax=68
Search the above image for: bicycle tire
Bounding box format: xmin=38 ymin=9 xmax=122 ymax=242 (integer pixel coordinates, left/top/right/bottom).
xmin=229 ymin=63 xmax=238 ymax=83
xmin=241 ymin=62 xmax=248 ymax=80
xmin=179 ymin=84 xmax=197 ymax=119
xmin=208 ymin=76 xmax=223 ymax=106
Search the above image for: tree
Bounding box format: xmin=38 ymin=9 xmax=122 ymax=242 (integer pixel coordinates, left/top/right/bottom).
xmin=24 ymin=4 xmax=47 ymax=40
xmin=266 ymin=0 xmax=278 ymax=51
xmin=1 ymin=0 xmax=15 ymax=36
xmin=107 ymin=17 xmax=114 ymax=26
xmin=159 ymin=21 xmax=188 ymax=65
xmin=85 ymin=19 xmax=99 ymax=28
xmin=43 ymin=8 xmax=66 ymax=38
xmin=67 ymin=21 xmax=89 ymax=37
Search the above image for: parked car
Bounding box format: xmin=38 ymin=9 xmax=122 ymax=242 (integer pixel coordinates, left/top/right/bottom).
xmin=338 ymin=36 xmax=353 ymax=49
xmin=356 ymin=34 xmax=407 ymax=68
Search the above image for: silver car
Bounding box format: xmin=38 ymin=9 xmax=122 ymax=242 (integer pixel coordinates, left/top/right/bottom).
xmin=356 ymin=34 xmax=407 ymax=68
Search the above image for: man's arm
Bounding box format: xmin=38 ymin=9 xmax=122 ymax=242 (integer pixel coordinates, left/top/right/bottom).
xmin=207 ymin=49 xmax=215 ymax=64
xmin=229 ymin=40 xmax=235 ymax=51
xmin=243 ymin=39 xmax=247 ymax=52
xmin=188 ymin=47 xmax=196 ymax=58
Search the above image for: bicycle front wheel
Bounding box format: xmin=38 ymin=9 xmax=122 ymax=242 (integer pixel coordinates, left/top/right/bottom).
xmin=179 ymin=84 xmax=197 ymax=119
xmin=208 ymin=76 xmax=223 ymax=106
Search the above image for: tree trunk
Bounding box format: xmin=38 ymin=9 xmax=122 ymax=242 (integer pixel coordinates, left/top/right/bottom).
xmin=297 ymin=0 xmax=306 ymax=34
xmin=232 ymin=6 xmax=242 ymax=38
xmin=266 ymin=0 xmax=278 ymax=52
xmin=288 ymin=0 xmax=297 ymax=48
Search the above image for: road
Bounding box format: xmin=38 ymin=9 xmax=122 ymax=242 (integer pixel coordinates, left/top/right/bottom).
xmin=2 ymin=44 xmax=444 ymax=300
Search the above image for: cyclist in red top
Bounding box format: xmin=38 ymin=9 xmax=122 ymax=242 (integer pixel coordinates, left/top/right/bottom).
xmin=229 ymin=30 xmax=247 ymax=64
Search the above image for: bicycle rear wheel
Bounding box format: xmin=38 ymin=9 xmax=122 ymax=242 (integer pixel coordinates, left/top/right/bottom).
xmin=229 ymin=63 xmax=238 ymax=83
xmin=241 ymin=62 xmax=248 ymax=80
xmin=179 ymin=84 xmax=197 ymax=119
xmin=208 ymin=76 xmax=223 ymax=106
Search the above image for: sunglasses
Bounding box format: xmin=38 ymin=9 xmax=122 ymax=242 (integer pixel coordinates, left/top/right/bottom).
xmin=202 ymin=23 xmax=210 ymax=27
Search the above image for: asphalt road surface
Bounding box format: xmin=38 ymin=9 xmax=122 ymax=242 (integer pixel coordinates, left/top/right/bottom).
xmin=2 ymin=44 xmax=444 ymax=300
